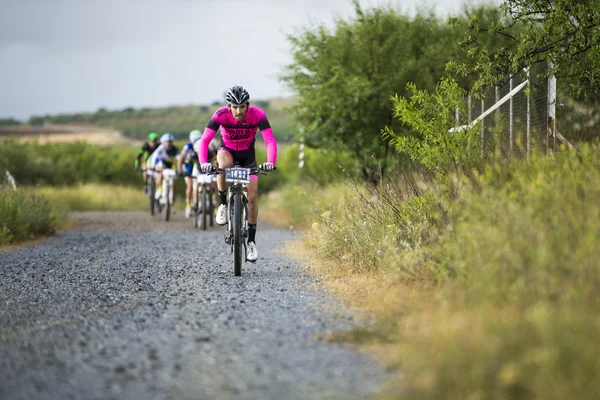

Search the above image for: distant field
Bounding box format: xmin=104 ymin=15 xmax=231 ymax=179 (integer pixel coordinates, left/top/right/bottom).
xmin=0 ymin=124 xmax=139 ymax=146
xmin=5 ymin=96 xmax=298 ymax=142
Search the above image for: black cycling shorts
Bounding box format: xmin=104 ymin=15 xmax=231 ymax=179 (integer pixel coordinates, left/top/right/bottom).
xmin=219 ymin=144 xmax=257 ymax=169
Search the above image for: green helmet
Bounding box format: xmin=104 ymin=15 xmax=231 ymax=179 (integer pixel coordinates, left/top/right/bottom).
xmin=148 ymin=132 xmax=159 ymax=141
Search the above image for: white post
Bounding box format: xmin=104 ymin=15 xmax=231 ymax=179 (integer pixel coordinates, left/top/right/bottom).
xmin=509 ymin=77 xmax=513 ymax=153
xmin=298 ymin=143 xmax=305 ymax=169
xmin=547 ymin=63 xmax=557 ymax=153
xmin=495 ymin=86 xmax=500 ymax=122
xmin=481 ymin=99 xmax=485 ymax=156
xmin=6 ymin=171 xmax=17 ymax=191
xmin=467 ymin=94 xmax=472 ymax=122
xmin=527 ymin=69 xmax=531 ymax=161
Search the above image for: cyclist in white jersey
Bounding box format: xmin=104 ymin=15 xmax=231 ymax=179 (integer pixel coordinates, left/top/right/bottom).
xmin=149 ymin=132 xmax=180 ymax=205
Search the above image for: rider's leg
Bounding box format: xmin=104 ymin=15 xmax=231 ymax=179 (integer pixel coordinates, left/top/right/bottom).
xmin=185 ymin=176 xmax=192 ymax=204
xmin=215 ymin=151 xmax=233 ymax=225
xmin=211 ymin=181 xmax=219 ymax=206
xmin=247 ymin=180 xmax=258 ymax=225
xmin=245 ymin=180 xmax=259 ymax=261
xmin=217 ymin=150 xmax=233 ymax=205
xmin=172 ymin=176 xmax=177 ymax=204
xmin=142 ymin=170 xmax=149 ymax=193
xmin=156 ymin=165 xmax=164 ymax=188
xmin=247 ymin=179 xmax=258 ymax=243
xmin=192 ymin=178 xmax=199 ymax=206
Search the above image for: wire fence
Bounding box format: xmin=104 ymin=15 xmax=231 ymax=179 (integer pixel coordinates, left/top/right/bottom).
xmin=457 ymin=63 xmax=556 ymax=161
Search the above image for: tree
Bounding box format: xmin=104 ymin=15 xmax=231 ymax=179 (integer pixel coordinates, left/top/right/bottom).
xmin=449 ymin=0 xmax=600 ymax=96
xmin=383 ymin=77 xmax=486 ymax=184
xmin=282 ymin=1 xmax=468 ymax=182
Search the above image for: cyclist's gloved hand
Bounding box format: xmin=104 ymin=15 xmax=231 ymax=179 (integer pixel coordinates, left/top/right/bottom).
xmin=200 ymin=163 xmax=213 ymax=173
xmin=261 ymin=162 xmax=275 ymax=172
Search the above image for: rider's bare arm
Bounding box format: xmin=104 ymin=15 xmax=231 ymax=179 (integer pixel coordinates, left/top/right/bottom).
xmin=177 ymin=151 xmax=186 ymax=173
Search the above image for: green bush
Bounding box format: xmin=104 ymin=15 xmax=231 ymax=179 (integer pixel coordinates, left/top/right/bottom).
xmin=0 ymin=188 xmax=58 ymax=245
xmin=282 ymin=143 xmax=600 ymax=399
xmin=435 ymin=144 xmax=600 ymax=308
xmin=0 ymin=140 xmax=140 ymax=187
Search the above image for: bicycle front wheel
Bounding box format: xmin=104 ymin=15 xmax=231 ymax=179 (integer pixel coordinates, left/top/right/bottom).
xmin=232 ymin=193 xmax=243 ymax=276
xmin=165 ymin=181 xmax=171 ymax=221
xmin=149 ymin=178 xmax=156 ymax=216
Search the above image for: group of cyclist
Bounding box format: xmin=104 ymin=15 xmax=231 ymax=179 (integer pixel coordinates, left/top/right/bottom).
xmin=134 ymin=85 xmax=277 ymax=262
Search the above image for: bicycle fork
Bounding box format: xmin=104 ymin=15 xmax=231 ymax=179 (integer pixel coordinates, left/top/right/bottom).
xmin=224 ymin=193 xmax=249 ymax=254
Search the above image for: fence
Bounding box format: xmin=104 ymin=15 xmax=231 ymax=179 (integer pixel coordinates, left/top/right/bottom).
xmin=453 ymin=64 xmax=564 ymax=160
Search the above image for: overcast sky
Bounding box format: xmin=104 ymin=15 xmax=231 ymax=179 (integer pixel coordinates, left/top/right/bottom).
xmin=0 ymin=0 xmax=496 ymax=120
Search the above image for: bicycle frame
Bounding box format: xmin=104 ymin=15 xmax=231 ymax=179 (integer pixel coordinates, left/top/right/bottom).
xmin=195 ymin=175 xmax=215 ymax=230
xmin=225 ymin=183 xmax=249 ymax=246
xmin=206 ymin=165 xmax=275 ymax=276
xmin=138 ymin=167 xmax=158 ymax=216
xmin=147 ymin=173 xmax=156 ymax=216
xmin=161 ymin=168 xmax=176 ymax=221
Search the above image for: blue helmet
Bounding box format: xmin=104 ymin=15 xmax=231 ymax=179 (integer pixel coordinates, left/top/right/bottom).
xmin=160 ymin=132 xmax=175 ymax=143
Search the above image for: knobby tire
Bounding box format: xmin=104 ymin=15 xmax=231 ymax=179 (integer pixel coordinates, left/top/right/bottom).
xmin=149 ymin=178 xmax=156 ymax=216
xmin=201 ymin=186 xmax=209 ymax=231
xmin=232 ymin=193 xmax=243 ymax=276
xmin=165 ymin=181 xmax=171 ymax=221
xmin=194 ymin=196 xmax=200 ymax=228
xmin=209 ymin=187 xmax=214 ymax=227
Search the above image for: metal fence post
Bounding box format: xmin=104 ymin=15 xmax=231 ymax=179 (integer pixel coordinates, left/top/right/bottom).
xmin=547 ymin=65 xmax=557 ymax=153
xmin=527 ymin=69 xmax=531 ymax=161
xmin=481 ymin=98 xmax=485 ymax=156
xmin=509 ymin=77 xmax=513 ymax=154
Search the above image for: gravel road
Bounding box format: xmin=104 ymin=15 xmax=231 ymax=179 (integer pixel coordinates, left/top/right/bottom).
xmin=0 ymin=211 xmax=387 ymax=400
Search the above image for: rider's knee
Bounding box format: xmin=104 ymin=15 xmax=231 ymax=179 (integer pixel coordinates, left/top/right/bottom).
xmin=247 ymin=191 xmax=257 ymax=204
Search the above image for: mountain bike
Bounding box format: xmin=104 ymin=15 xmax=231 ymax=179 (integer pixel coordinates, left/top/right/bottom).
xmin=147 ymin=170 xmax=157 ymax=216
xmin=206 ymin=165 xmax=276 ymax=276
xmin=137 ymin=167 xmax=157 ymax=216
xmin=155 ymin=168 xmax=176 ymax=221
xmin=194 ymin=174 xmax=215 ymax=230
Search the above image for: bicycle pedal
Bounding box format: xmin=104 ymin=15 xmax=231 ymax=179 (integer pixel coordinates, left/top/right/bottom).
xmin=245 ymin=258 xmax=257 ymax=264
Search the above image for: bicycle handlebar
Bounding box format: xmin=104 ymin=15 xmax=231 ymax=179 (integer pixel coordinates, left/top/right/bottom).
xmin=205 ymin=165 xmax=277 ymax=176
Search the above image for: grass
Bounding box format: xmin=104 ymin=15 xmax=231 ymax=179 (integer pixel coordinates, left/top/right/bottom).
xmin=34 ymin=183 xmax=186 ymax=213
xmin=260 ymin=143 xmax=600 ymax=399
xmin=0 ymin=187 xmax=59 ymax=245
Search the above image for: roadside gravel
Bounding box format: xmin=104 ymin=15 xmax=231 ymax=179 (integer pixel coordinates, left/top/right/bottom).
xmin=0 ymin=212 xmax=388 ymax=400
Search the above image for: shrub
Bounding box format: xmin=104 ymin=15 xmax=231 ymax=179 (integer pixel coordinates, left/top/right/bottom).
xmin=0 ymin=188 xmax=57 ymax=245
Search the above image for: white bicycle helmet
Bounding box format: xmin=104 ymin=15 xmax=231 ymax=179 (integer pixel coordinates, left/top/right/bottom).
xmin=160 ymin=132 xmax=175 ymax=143
xmin=208 ymin=138 xmax=219 ymax=153
xmin=189 ymin=130 xmax=202 ymax=142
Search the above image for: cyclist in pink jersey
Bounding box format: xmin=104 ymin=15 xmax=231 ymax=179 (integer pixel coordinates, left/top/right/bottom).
xmin=198 ymin=85 xmax=277 ymax=262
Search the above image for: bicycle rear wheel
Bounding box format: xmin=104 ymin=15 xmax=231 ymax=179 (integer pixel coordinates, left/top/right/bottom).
xmin=149 ymin=177 xmax=156 ymax=216
xmin=201 ymin=186 xmax=209 ymax=231
xmin=165 ymin=181 xmax=171 ymax=221
xmin=194 ymin=198 xmax=200 ymax=228
xmin=232 ymin=193 xmax=243 ymax=276
xmin=208 ymin=187 xmax=214 ymax=227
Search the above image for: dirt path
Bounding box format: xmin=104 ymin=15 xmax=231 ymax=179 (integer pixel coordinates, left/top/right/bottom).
xmin=0 ymin=212 xmax=387 ymax=400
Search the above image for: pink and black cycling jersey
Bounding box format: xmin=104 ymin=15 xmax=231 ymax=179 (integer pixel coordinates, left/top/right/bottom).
xmin=198 ymin=105 xmax=277 ymax=164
